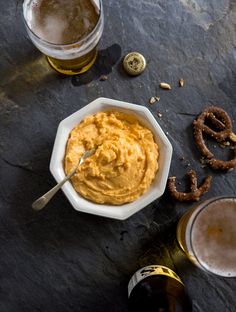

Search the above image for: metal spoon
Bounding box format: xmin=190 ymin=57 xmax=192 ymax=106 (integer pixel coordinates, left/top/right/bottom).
xmin=32 ymin=148 xmax=96 ymax=211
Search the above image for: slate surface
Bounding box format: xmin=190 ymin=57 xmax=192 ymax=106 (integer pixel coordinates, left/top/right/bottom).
xmin=0 ymin=0 xmax=236 ymax=311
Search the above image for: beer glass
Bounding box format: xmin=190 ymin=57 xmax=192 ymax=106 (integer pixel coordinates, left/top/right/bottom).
xmin=23 ymin=0 xmax=104 ymax=75
xmin=177 ymin=196 xmax=236 ymax=277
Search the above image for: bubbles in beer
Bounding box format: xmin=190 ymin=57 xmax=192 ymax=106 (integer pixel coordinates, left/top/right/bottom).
xmin=27 ymin=0 xmax=99 ymax=44
xmin=191 ymin=198 xmax=236 ymax=277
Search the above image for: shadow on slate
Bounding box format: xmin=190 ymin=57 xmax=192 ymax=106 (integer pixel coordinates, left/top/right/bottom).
xmin=71 ymin=44 xmax=122 ymax=86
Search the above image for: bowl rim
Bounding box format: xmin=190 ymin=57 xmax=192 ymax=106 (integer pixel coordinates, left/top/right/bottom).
xmin=50 ymin=97 xmax=172 ymax=220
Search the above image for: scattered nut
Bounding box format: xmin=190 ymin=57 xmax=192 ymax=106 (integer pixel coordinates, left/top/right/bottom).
xmin=149 ymin=96 xmax=160 ymax=104
xmin=99 ymin=75 xmax=108 ymax=81
xmin=157 ymin=111 xmax=162 ymax=118
xmin=179 ymin=78 xmax=184 ymax=87
xmin=160 ymin=82 xmax=171 ymax=90
xmin=149 ymin=97 xmax=156 ymax=104
xmin=230 ymin=132 xmax=236 ymax=143
xmin=200 ymin=157 xmax=207 ymax=168
xmin=220 ymin=141 xmax=230 ymax=148
xmin=200 ymin=157 xmax=205 ymax=164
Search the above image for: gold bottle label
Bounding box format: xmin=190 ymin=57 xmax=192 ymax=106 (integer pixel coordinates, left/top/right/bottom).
xmin=128 ymin=265 xmax=184 ymax=297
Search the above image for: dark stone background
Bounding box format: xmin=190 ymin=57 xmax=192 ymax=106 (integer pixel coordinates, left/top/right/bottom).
xmin=0 ymin=0 xmax=236 ymax=311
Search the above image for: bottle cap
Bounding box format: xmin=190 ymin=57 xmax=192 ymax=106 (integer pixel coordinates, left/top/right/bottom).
xmin=123 ymin=52 xmax=146 ymax=76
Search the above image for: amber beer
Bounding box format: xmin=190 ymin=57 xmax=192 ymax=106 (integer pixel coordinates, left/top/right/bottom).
xmin=177 ymin=197 xmax=236 ymax=277
xmin=128 ymin=265 xmax=192 ymax=311
xmin=23 ymin=0 xmax=104 ymax=75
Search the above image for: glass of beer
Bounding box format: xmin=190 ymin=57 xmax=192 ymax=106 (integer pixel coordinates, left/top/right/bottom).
xmin=177 ymin=196 xmax=236 ymax=277
xmin=23 ymin=0 xmax=104 ymax=75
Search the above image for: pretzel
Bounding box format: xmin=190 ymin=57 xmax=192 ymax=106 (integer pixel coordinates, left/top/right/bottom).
xmin=193 ymin=106 xmax=236 ymax=170
xmin=168 ymin=170 xmax=212 ymax=201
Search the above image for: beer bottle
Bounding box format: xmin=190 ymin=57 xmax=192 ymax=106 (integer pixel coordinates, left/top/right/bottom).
xmin=128 ymin=265 xmax=192 ymax=312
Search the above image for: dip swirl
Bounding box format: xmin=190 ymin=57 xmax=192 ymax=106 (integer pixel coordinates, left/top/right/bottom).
xmin=64 ymin=111 xmax=159 ymax=205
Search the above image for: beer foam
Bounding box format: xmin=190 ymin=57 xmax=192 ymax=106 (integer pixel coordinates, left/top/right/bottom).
xmin=34 ymin=14 xmax=67 ymax=44
xmin=191 ymin=198 xmax=236 ymax=277
xmin=26 ymin=0 xmax=100 ymax=45
xmin=32 ymin=0 xmax=40 ymax=8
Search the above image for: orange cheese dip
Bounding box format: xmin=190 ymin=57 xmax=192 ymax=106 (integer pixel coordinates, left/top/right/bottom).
xmin=64 ymin=111 xmax=159 ymax=205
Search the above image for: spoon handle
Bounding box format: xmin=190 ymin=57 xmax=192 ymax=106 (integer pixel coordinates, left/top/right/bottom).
xmin=31 ymin=147 xmax=96 ymax=211
xmin=32 ymin=167 xmax=77 ymax=211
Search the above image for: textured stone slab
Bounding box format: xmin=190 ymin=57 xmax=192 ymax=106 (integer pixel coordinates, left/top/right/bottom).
xmin=0 ymin=0 xmax=236 ymax=311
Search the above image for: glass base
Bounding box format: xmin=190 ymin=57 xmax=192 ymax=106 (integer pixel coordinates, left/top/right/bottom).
xmin=46 ymin=48 xmax=98 ymax=75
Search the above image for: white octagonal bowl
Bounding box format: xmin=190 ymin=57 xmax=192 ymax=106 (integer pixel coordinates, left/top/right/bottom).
xmin=50 ymin=97 xmax=172 ymax=220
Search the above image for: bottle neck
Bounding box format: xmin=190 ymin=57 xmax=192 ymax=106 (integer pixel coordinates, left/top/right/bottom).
xmin=128 ymin=265 xmax=183 ymax=297
xmin=128 ymin=265 xmax=192 ymax=312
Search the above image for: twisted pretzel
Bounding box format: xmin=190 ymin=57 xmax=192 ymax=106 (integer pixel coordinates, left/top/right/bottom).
xmin=193 ymin=106 xmax=236 ymax=170
xmin=168 ymin=170 xmax=212 ymax=202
